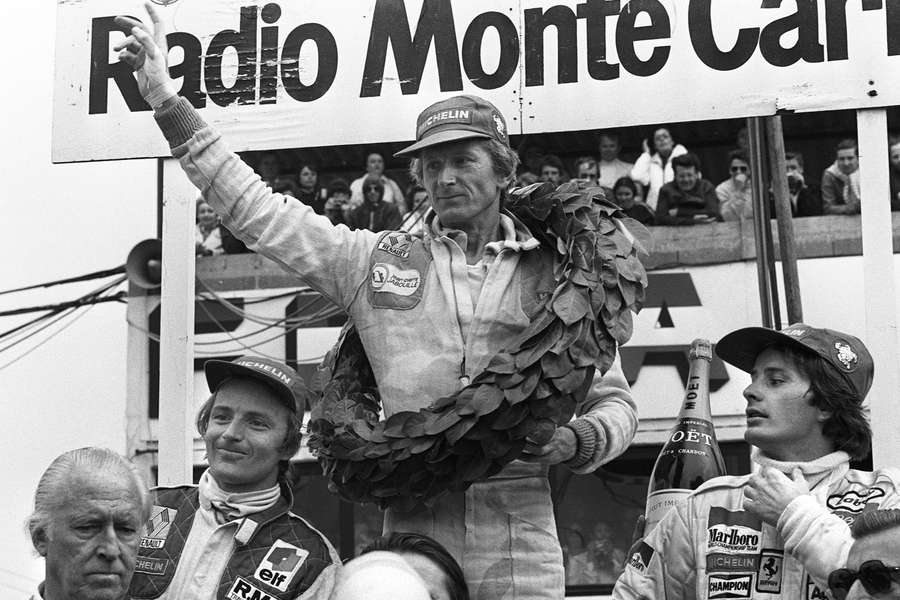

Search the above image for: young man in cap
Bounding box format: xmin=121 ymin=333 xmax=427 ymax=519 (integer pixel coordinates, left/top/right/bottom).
xmin=828 ymin=509 xmax=900 ymax=600
xmin=128 ymin=356 xmax=340 ymax=600
xmin=613 ymin=324 xmax=900 ymax=600
xmin=115 ymin=8 xmax=637 ymax=599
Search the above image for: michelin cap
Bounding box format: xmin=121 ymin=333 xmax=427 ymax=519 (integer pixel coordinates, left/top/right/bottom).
xmin=715 ymin=323 xmax=874 ymax=402
xmin=204 ymin=356 xmax=309 ymax=415
xmin=395 ymin=95 xmax=510 ymax=157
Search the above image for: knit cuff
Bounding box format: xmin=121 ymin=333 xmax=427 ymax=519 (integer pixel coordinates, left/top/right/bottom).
xmin=564 ymin=418 xmax=597 ymax=470
xmin=154 ymin=96 xmax=207 ymax=150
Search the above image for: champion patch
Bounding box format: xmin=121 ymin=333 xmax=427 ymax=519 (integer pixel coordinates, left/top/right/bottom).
xmin=827 ymin=487 xmax=885 ymax=513
xmin=626 ymin=541 xmax=655 ymax=574
xmin=833 ymin=341 xmax=859 ymax=371
xmin=371 ymin=263 xmax=421 ymax=296
xmin=227 ymin=577 xmax=276 ymax=600
xmin=708 ymin=574 xmax=752 ymax=599
xmin=140 ymin=506 xmax=177 ymax=549
xmin=253 ymin=539 xmax=308 ymax=592
xmin=134 ymin=556 xmax=168 ymax=576
xmin=377 ymin=233 xmax=413 ymax=259
xmin=756 ymin=550 xmax=783 ymax=594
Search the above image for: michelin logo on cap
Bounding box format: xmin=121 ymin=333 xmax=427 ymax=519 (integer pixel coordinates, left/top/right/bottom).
xmin=417 ymin=109 xmax=472 ymax=136
xmin=235 ymin=359 xmax=292 ymax=385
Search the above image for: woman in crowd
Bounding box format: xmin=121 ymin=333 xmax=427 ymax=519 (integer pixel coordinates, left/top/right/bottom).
xmin=630 ymin=126 xmax=687 ymax=211
xmin=195 ymin=197 xmax=223 ymax=256
xmin=612 ymin=177 xmax=655 ymax=225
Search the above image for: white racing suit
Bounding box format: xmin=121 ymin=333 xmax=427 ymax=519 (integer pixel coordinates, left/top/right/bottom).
xmin=613 ymin=449 xmax=900 ymax=600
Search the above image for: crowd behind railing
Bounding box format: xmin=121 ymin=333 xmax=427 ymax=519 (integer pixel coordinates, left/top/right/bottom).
xmin=195 ymin=130 xmax=900 ymax=257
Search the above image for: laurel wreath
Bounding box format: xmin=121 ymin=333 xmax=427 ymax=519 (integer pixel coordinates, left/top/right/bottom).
xmin=307 ymin=182 xmax=651 ymax=512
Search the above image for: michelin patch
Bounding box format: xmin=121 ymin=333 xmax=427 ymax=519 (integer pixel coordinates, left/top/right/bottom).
xmin=253 ymin=539 xmax=309 ymax=592
xmin=756 ymin=549 xmax=783 ymax=594
xmin=708 ymin=574 xmax=752 ymax=599
xmin=134 ymin=556 xmax=168 ymax=576
xmin=140 ymin=505 xmax=177 ymax=550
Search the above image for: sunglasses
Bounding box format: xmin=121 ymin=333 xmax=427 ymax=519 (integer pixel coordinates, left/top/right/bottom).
xmin=365 ymin=185 xmax=380 ymax=191
xmin=828 ymin=560 xmax=900 ymax=600
xmin=731 ymin=165 xmax=749 ymax=173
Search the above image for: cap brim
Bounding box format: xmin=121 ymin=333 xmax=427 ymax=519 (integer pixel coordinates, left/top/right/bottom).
xmin=203 ymin=359 xmax=297 ymax=411
xmin=715 ymin=327 xmax=811 ymax=373
xmin=394 ymin=129 xmax=492 ymax=158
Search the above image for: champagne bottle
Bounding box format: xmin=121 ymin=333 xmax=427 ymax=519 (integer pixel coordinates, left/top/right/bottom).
xmin=644 ymin=338 xmax=727 ymax=533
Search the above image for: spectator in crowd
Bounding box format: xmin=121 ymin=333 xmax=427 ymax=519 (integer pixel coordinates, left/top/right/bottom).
xmin=515 ymin=171 xmax=540 ymax=187
xmin=888 ymin=137 xmax=900 ymax=211
xmin=612 ymin=177 xmax=654 ymax=225
xmin=117 ymin=16 xmax=639 ymax=596
xmin=195 ymin=197 xmax=224 ymax=256
xmin=517 ymin=142 xmax=546 ymax=182
xmin=350 ymin=152 xmax=406 ymax=213
xmin=347 ymin=176 xmax=403 ymax=232
xmin=273 ymin=177 xmax=301 ymax=199
xmin=256 ymin=151 xmax=281 ymax=188
xmin=717 ymin=149 xmax=754 ymax=222
xmin=631 ymin=126 xmax=687 ymax=211
xmin=654 ymin=153 xmax=719 ymax=226
xmin=332 ymin=551 xmax=431 ymax=600
xmin=324 ymin=178 xmax=352 ymax=226
xmin=822 ymin=139 xmax=861 ymax=215
xmin=401 ymin=184 xmax=431 ymax=235
xmin=540 ymin=154 xmax=567 ymax=186
xmin=776 ymin=151 xmax=823 ymax=218
xmin=614 ymin=323 xmax=900 ymax=600
xmin=363 ymin=532 xmax=469 ymax=600
xmin=28 ymin=447 xmax=150 ymax=600
xmin=574 ymin=156 xmax=600 ymax=188
xmin=126 ymin=356 xmax=340 ymax=600
xmin=828 ymin=509 xmax=900 ymax=600
xmin=294 ymin=162 xmax=326 ymax=215
xmin=597 ymin=132 xmax=634 ymax=190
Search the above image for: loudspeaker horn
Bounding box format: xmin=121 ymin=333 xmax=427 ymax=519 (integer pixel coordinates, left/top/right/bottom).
xmin=126 ymin=239 xmax=162 ymax=290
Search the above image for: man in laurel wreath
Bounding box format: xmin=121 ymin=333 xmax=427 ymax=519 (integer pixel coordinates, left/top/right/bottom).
xmin=115 ymin=5 xmax=641 ymax=598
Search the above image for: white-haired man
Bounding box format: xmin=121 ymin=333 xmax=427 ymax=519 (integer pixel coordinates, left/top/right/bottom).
xmin=28 ymin=447 xmax=151 ymax=600
xmin=114 ymin=7 xmax=638 ymax=599
xmin=828 ymin=509 xmax=900 ymax=600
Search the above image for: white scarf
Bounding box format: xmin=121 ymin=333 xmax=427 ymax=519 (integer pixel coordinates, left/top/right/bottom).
xmin=752 ymin=448 xmax=850 ymax=492
xmin=198 ymin=469 xmax=282 ymax=524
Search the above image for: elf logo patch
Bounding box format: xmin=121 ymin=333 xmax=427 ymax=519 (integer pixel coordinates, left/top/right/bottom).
xmin=709 ymin=574 xmax=752 ymax=599
xmin=377 ymin=233 xmax=413 ymax=259
xmin=827 ymin=488 xmax=885 ymax=513
xmin=626 ymin=541 xmax=654 ymax=574
xmin=227 ymin=577 xmax=275 ymax=600
xmin=140 ymin=506 xmax=176 ymax=550
xmin=254 ymin=539 xmax=308 ymax=592
xmin=371 ymin=263 xmax=421 ymax=296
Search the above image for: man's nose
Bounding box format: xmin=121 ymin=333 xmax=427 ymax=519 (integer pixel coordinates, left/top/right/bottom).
xmin=223 ymin=419 xmax=244 ymax=440
xmin=95 ymin=523 xmax=122 ymax=560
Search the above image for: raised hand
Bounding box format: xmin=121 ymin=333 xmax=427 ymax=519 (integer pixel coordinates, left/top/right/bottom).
xmin=113 ymin=2 xmax=177 ymax=109
xmin=743 ymin=467 xmax=810 ymax=526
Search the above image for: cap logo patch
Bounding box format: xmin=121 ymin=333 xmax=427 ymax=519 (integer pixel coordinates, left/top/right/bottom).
xmin=833 ymin=341 xmax=858 ymax=371
xmin=417 ymin=108 xmax=472 ymax=137
xmin=235 ymin=359 xmax=292 ymax=385
xmin=783 ymin=328 xmax=806 ymax=338
xmin=492 ymin=113 xmax=506 ymax=138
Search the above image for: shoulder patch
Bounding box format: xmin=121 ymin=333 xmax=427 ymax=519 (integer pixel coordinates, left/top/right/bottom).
xmin=140 ymin=505 xmax=177 ymax=550
xmin=376 ymin=232 xmax=414 ymax=259
xmin=827 ymin=487 xmax=886 ymax=514
xmin=626 ymin=541 xmax=655 ymax=574
xmin=254 ymin=539 xmax=309 ymax=592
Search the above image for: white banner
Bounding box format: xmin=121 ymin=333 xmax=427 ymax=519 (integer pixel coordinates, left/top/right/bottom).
xmin=53 ymin=0 xmax=900 ymax=163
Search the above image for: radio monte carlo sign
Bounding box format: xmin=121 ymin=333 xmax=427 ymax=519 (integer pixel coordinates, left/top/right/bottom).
xmin=53 ymin=0 xmax=900 ymax=163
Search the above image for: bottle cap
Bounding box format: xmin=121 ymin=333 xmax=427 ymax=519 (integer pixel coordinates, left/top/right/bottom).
xmin=689 ymin=338 xmax=712 ymax=361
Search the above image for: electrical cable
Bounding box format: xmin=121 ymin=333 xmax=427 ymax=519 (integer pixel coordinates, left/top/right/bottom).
xmin=0 ymin=292 xmax=126 ymax=317
xmin=0 ymin=265 xmax=125 ymax=296
xmin=0 ymin=302 xmax=97 ymax=371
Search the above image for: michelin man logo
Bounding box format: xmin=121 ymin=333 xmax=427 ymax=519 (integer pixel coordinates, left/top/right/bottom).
xmin=834 ymin=341 xmax=858 ymax=371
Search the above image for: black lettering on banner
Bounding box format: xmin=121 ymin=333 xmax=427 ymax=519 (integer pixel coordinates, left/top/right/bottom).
xmin=89 ymin=16 xmax=151 ymax=114
xmin=616 ymin=0 xmax=671 ymax=77
xmin=577 ymin=0 xmax=622 ymax=81
xmin=360 ymin=0 xmax=463 ymax=97
xmin=524 ymin=5 xmax=579 ymax=86
xmin=167 ymin=32 xmax=206 ymax=109
xmin=888 ymin=0 xmax=900 ymax=55
xmin=259 ymin=3 xmax=281 ymax=105
xmin=204 ymin=6 xmax=257 ymax=107
xmin=281 ymin=23 xmax=338 ymax=102
xmin=758 ymin=0 xmax=824 ymax=67
xmin=689 ymin=0 xmax=758 ymax=71
xmin=461 ymin=12 xmax=519 ymax=90
xmin=824 ymin=0 xmax=850 ymax=61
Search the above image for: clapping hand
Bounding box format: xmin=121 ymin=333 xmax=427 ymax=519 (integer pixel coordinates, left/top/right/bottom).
xmin=114 ymin=2 xmax=177 ymax=109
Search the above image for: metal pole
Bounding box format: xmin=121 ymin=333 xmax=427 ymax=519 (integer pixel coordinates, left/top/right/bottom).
xmin=746 ymin=117 xmax=778 ymax=328
xmin=765 ymin=116 xmax=803 ymax=325
xmin=856 ymin=108 xmax=900 ymax=470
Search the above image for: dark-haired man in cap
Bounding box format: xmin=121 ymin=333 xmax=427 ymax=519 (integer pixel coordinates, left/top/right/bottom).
xmin=614 ymin=324 xmax=900 ymax=600
xmin=115 ymin=8 xmax=637 ymax=598
xmin=128 ymin=356 xmax=339 ymax=600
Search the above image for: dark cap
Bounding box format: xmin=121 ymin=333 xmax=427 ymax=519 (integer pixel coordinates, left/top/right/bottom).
xmin=204 ymin=356 xmax=309 ymax=415
xmin=395 ymin=95 xmax=509 ymax=157
xmin=715 ymin=323 xmax=874 ymax=401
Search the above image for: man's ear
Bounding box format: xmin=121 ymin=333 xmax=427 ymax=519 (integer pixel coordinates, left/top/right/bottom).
xmin=32 ymin=526 xmax=49 ymax=557
xmin=816 ymin=409 xmax=832 ymax=424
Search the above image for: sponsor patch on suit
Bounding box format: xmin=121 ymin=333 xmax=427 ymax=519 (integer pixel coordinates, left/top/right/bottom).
xmin=708 ymin=573 xmax=752 ymax=599
xmin=140 ymin=506 xmax=177 ymax=550
xmin=253 ymin=539 xmax=309 ymax=592
xmin=756 ymin=549 xmax=783 ymax=594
